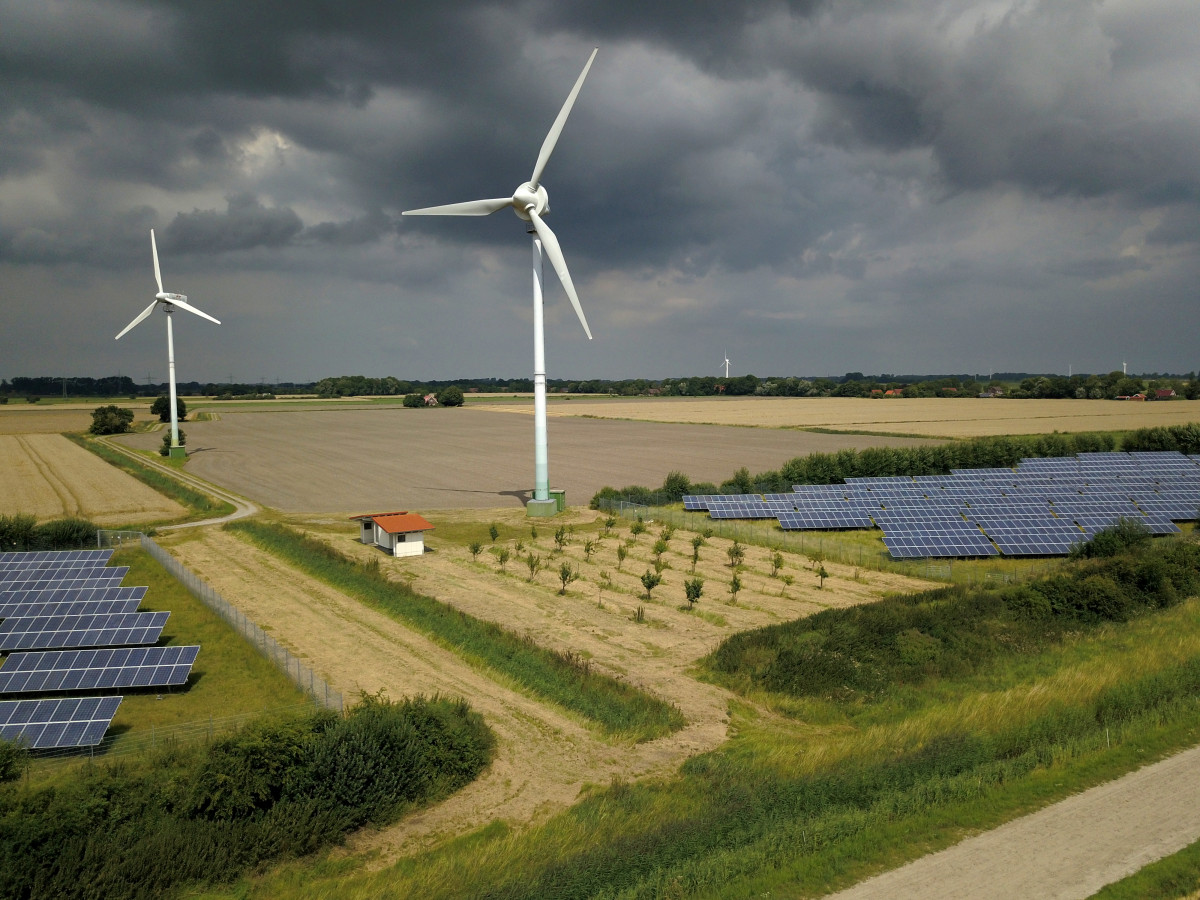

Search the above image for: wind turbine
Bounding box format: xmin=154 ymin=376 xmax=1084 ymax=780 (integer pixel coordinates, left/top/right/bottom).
xmin=115 ymin=229 xmax=220 ymax=458
xmin=403 ymin=49 xmax=598 ymax=516
xmin=721 ymin=351 xmax=731 ymax=379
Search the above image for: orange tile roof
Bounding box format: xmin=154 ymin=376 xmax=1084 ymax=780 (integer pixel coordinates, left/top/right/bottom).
xmin=369 ymin=513 xmax=434 ymax=534
xmin=349 ymin=510 xmax=409 ymax=521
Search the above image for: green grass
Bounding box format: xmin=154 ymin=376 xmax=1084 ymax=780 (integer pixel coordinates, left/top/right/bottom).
xmin=1090 ymin=836 xmax=1200 ymax=899
xmin=65 ymin=432 xmax=235 ymax=520
xmin=226 ymin=593 xmax=1200 ymax=899
xmin=227 ymin=520 xmax=685 ymax=742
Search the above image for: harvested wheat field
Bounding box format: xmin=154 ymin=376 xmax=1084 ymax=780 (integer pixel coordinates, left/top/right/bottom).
xmin=482 ymin=396 xmax=1200 ymax=437
xmin=158 ymin=510 xmax=934 ymax=862
xmin=0 ymin=433 xmax=185 ymax=524
xmin=112 ymin=407 xmax=936 ymax=511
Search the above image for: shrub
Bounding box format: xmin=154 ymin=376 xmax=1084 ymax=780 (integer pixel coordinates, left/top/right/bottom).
xmin=89 ymin=405 xmax=134 ymax=435
xmin=437 ymin=385 xmax=465 ymax=407
xmin=403 ymin=393 xmax=424 ymax=408
xmin=150 ymin=394 xmax=186 ymax=422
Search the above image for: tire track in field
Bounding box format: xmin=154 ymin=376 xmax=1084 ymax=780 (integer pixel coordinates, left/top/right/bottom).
xmin=16 ymin=434 xmax=82 ymax=516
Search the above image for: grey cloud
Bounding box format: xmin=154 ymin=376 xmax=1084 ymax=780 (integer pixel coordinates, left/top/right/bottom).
xmin=164 ymin=195 xmax=303 ymax=254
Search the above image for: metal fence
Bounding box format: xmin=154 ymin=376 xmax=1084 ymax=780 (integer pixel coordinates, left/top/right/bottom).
xmin=98 ymin=530 xmax=342 ymax=712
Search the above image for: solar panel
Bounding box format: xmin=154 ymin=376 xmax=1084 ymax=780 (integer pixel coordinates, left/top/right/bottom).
xmin=0 ymin=550 xmax=113 ymax=570
xmin=0 ymin=598 xmax=144 ymax=620
xmin=0 ymin=612 xmax=168 ymax=652
xmin=880 ymin=521 xmax=998 ymax=559
xmin=0 ymin=570 xmax=128 ymax=594
xmin=0 ymin=696 xmax=121 ymax=749
xmin=0 ymin=646 xmax=199 ymax=695
xmin=0 ymin=585 xmax=146 ymax=611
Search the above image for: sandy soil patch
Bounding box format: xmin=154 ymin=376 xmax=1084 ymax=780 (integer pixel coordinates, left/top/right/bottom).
xmin=160 ymin=513 xmax=934 ymax=862
xmin=112 ymin=408 xmax=935 ymax=512
xmin=0 ymin=434 xmax=185 ymax=524
xmin=479 ymin=396 xmax=1200 ymax=437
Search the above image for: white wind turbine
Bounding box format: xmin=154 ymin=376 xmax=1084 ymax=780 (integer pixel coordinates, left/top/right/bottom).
xmin=721 ymin=351 xmax=731 ymax=379
xmin=115 ymin=229 xmax=220 ymax=457
xmin=403 ymin=49 xmax=598 ymax=516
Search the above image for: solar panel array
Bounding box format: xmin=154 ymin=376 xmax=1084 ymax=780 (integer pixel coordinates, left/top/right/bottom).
xmin=0 ymin=549 xmax=199 ymax=751
xmin=0 ymin=696 xmax=122 ymax=749
xmin=681 ymin=451 xmax=1200 ymax=560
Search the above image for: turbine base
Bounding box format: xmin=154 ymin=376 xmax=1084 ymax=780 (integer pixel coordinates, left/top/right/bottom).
xmin=168 ymin=446 xmax=188 ymax=459
xmin=526 ymin=498 xmax=558 ymax=518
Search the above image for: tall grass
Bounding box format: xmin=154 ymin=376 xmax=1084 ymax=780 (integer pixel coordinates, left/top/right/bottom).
xmin=227 ymin=521 xmax=685 ymax=742
xmin=65 ymin=432 xmax=234 ymax=518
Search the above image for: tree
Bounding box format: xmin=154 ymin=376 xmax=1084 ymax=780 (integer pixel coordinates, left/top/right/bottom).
xmin=489 ymin=523 xmax=499 ymax=544
xmin=603 ymin=516 xmax=617 ymax=536
xmin=691 ymin=535 xmax=703 ymax=572
xmin=652 ymin=539 xmax=669 ymax=567
xmin=684 ymin=577 xmax=704 ymax=609
xmin=770 ymin=551 xmax=784 ymax=578
xmin=151 ymin=395 xmax=186 ymax=423
xmin=616 ymin=544 xmax=628 ymax=571
xmin=816 ymin=564 xmax=829 ymax=589
xmin=89 ymin=405 xmax=134 ymax=435
xmin=640 ymin=570 xmax=662 ymax=601
xmin=437 ymin=385 xmax=465 ymax=407
xmin=630 ymin=517 xmax=646 ymax=539
xmin=730 ymin=572 xmax=742 ymax=603
xmin=468 ymin=541 xmax=482 ymax=561
xmin=526 ymin=552 xmax=543 ymax=581
xmin=402 ymin=393 xmax=424 ymax=408
xmin=583 ymin=539 xmax=597 ymax=562
xmin=554 ymin=525 xmax=569 ymax=552
xmin=558 ymin=562 xmax=579 ymax=595
xmin=495 ymin=547 xmax=511 ymax=571
xmin=727 ymin=541 xmax=745 ymax=568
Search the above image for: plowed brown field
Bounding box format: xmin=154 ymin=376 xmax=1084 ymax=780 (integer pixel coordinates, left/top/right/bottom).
xmin=0 ymin=433 xmax=185 ymax=523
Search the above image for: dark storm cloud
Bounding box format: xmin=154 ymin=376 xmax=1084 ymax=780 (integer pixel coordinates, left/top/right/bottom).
xmin=1 ymin=0 xmax=1198 ymax=380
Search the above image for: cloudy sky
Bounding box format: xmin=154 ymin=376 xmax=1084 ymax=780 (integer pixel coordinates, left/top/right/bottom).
xmin=1 ymin=0 xmax=1198 ymax=384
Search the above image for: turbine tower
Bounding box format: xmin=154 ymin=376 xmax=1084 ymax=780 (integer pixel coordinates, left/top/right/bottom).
xmin=403 ymin=49 xmax=598 ymax=517
xmin=721 ymin=351 xmax=731 ymax=379
xmin=116 ymin=230 xmax=220 ymax=458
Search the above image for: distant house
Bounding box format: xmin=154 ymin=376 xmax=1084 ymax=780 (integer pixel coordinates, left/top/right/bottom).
xmin=350 ymin=511 xmax=434 ymax=558
xmin=423 ymin=393 xmax=439 ymax=406
xmin=884 ymin=389 xmax=903 ymax=396
xmin=1155 ymin=389 xmax=1177 ymax=400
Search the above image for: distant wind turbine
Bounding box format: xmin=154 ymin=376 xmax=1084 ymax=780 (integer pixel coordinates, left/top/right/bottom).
xmin=115 ymin=230 xmax=220 ymax=457
xmin=403 ymin=49 xmax=599 ymax=516
xmin=721 ymin=352 xmax=731 ymax=379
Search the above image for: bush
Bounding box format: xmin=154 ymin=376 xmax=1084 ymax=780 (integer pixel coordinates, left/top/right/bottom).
xmin=89 ymin=405 xmax=134 ymax=435
xmin=150 ymin=395 xmax=186 ymax=423
xmin=159 ymin=429 xmax=185 ymax=455
xmin=437 ymin=385 xmax=465 ymax=407
xmin=0 ymin=515 xmax=96 ymax=551
xmin=403 ymin=393 xmax=425 ymax=408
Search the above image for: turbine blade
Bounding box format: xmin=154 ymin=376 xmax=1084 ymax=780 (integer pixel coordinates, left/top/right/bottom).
xmin=167 ymin=297 xmax=221 ymax=325
xmin=402 ymin=198 xmax=512 ymax=216
xmin=151 ymin=229 xmax=163 ymax=294
xmin=530 ymin=48 xmax=598 ymax=189
xmin=116 ymin=300 xmax=158 ymax=340
xmin=529 ymin=210 xmax=591 ymax=339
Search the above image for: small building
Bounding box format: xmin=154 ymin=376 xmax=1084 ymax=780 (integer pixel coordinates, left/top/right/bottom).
xmin=350 ymin=511 xmax=434 ymax=558
xmin=1155 ymin=389 xmax=1177 ymax=400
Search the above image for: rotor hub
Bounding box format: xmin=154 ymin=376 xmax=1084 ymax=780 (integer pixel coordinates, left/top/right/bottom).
xmin=511 ymin=182 xmax=549 ymax=221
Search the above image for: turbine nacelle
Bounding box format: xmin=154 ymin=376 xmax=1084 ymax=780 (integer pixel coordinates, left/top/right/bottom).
xmin=157 ymin=292 xmax=187 ymax=304
xmin=511 ymin=182 xmax=549 ymax=221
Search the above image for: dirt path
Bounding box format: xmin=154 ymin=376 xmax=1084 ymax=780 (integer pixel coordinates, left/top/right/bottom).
xmin=827 ymin=743 xmax=1200 ymax=899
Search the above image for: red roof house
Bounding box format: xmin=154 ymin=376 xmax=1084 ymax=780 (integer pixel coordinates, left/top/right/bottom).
xmin=349 ymin=511 xmax=434 ymax=558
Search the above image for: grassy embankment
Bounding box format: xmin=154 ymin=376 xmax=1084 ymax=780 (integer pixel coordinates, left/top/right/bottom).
xmin=66 ymin=432 xmax=235 ymax=521
xmin=228 ymin=520 xmax=686 ymax=742
xmin=1091 ymin=837 xmax=1200 ymax=899
xmin=227 ymin=531 xmax=1200 ymax=898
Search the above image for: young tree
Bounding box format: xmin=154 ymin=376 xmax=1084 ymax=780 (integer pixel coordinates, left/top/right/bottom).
xmin=652 ymin=538 xmax=669 ymax=566
xmin=730 ymin=572 xmax=742 ymax=603
xmin=530 ymin=524 xmax=538 ymax=539
xmin=496 ymin=547 xmax=511 ymax=571
xmin=583 ymin=539 xmax=597 ymax=562
xmin=770 ymin=551 xmax=784 ymax=578
xmin=659 ymin=524 xmax=675 ymax=544
xmin=690 ymin=535 xmax=703 ymax=572
xmin=89 ymin=405 xmax=134 ymax=435
xmin=468 ymin=541 xmax=483 ymax=561
xmin=630 ymin=517 xmax=646 ymax=539
xmin=640 ymin=570 xmax=662 ymax=601
xmin=558 ymin=562 xmax=579 ymax=595
xmin=684 ymin=577 xmax=704 ymax=609
xmin=816 ymin=564 xmax=829 ymax=589
xmin=526 ymin=552 xmax=543 ymax=582
xmin=616 ymin=544 xmax=628 ymax=571
xmin=727 ymin=540 xmax=745 ymax=568
xmin=554 ymin=525 xmax=569 ymax=552
xmin=151 ymin=394 xmax=186 ymax=423
xmin=489 ymin=523 xmax=500 ymax=544
xmin=603 ymin=516 xmax=617 ymax=537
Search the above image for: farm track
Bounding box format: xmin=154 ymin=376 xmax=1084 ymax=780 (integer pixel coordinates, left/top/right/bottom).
xmin=17 ymin=434 xmax=83 ymax=516
xmin=162 ymin=529 xmax=739 ymax=864
xmin=829 ymin=743 xmax=1200 ymax=899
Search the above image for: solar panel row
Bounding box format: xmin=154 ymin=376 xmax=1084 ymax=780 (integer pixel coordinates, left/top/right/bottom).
xmin=0 ymin=646 xmax=199 ymax=694
xmin=0 ymin=696 xmax=122 ymax=749
xmin=0 ymin=611 xmax=168 ymax=652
